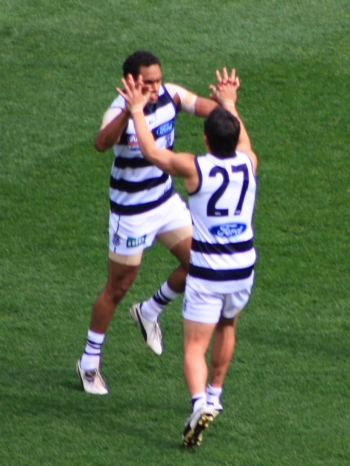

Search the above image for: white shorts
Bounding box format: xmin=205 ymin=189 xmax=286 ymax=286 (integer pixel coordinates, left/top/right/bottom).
xmin=109 ymin=193 xmax=192 ymax=258
xmin=182 ymin=275 xmax=253 ymax=324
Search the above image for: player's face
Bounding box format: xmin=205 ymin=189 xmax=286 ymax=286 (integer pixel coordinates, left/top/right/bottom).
xmin=139 ymin=65 xmax=162 ymax=103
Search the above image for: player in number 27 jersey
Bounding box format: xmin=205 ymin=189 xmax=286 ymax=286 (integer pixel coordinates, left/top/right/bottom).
xmin=188 ymin=150 xmax=257 ymax=294
xmin=119 ymin=67 xmax=258 ymax=447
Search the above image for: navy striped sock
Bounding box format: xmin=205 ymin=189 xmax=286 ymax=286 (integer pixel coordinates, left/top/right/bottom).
xmin=141 ymin=281 xmax=180 ymax=321
xmin=80 ymin=330 xmax=105 ymax=370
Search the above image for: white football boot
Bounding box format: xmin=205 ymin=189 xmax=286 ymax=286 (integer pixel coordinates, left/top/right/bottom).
xmin=76 ymin=359 xmax=108 ymax=395
xmin=130 ymin=303 xmax=163 ymax=355
xmin=182 ymin=405 xmax=215 ymax=447
xmin=207 ymin=397 xmax=224 ymax=418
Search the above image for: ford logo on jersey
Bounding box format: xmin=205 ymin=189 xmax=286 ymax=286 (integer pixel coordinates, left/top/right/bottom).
xmin=209 ymin=223 xmax=247 ymax=238
xmin=155 ymin=121 xmax=174 ymax=137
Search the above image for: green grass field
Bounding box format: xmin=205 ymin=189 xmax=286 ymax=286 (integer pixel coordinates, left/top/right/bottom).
xmin=1 ymin=0 xmax=349 ymax=464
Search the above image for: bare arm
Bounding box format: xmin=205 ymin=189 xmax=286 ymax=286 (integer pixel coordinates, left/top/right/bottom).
xmin=165 ymin=83 xmax=217 ymax=117
xmin=230 ymin=107 xmax=258 ymax=172
xmin=94 ymin=106 xmax=130 ymax=152
xmin=132 ymin=110 xmax=195 ymax=178
xmin=193 ymin=96 xmax=218 ymax=117
xmin=212 ymin=68 xmax=258 ymax=173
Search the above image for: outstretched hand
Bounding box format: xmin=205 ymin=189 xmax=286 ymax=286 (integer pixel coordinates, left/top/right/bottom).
xmin=116 ymin=74 xmax=150 ymax=114
xmin=209 ymin=67 xmax=240 ymax=107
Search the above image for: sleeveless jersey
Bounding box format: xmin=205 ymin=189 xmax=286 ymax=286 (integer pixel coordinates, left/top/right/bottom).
xmin=109 ymin=85 xmax=178 ymax=215
xmin=188 ymin=151 xmax=257 ymax=293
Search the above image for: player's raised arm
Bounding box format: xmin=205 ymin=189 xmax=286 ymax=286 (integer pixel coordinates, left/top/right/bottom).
xmin=211 ymin=68 xmax=258 ymax=173
xmin=164 ymin=83 xmax=217 ymax=117
xmin=193 ymin=95 xmax=218 ymax=117
xmin=94 ymin=107 xmax=130 ymax=151
xmin=117 ymin=76 xmax=198 ymax=188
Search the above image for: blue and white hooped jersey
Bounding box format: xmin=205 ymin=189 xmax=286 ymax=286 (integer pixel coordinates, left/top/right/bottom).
xmin=109 ymin=85 xmax=178 ymax=215
xmin=188 ymin=151 xmax=257 ymax=292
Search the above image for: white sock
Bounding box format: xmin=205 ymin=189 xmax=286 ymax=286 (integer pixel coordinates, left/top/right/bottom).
xmin=80 ymin=330 xmax=105 ymax=371
xmin=141 ymin=281 xmax=180 ymax=322
xmin=191 ymin=392 xmax=207 ymax=413
xmin=206 ymin=384 xmax=223 ymax=406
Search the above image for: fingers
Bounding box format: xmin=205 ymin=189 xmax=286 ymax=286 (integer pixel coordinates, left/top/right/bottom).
xmin=117 ymin=74 xmax=151 ymax=114
xmin=117 ymin=78 xmax=131 ymax=101
xmin=217 ymin=67 xmax=230 ymax=84
xmin=215 ymin=68 xmax=239 ymax=85
xmin=215 ymin=68 xmax=228 ymax=84
xmin=229 ymin=68 xmax=236 ymax=83
xmin=121 ymin=77 xmax=129 ymax=91
xmin=125 ymin=75 xmax=133 ymax=88
xmin=121 ymin=75 xmax=136 ymax=92
xmin=221 ymin=68 xmax=240 ymax=88
xmin=135 ymin=73 xmax=144 ymax=86
xmin=120 ymin=74 xmax=143 ymax=93
xmin=116 ymin=86 xmax=127 ymax=100
xmin=117 ymin=74 xmax=142 ymax=99
xmin=215 ymin=70 xmax=222 ymax=87
xmin=210 ymin=67 xmax=240 ymax=109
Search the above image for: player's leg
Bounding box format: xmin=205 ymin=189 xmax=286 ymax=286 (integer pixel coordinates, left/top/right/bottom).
xmin=165 ymin=233 xmax=191 ymax=292
xmin=182 ymin=318 xmax=216 ymax=446
xmin=206 ymin=287 xmax=252 ymax=413
xmin=181 ymin=277 xmax=222 ymax=446
xmin=183 ymin=319 xmax=215 ymax=397
xmin=133 ymin=229 xmax=191 ymax=309
xmin=209 ymin=316 xmax=237 ymax=387
xmin=182 ymin=277 xmax=222 ymax=401
xmin=129 ymin=231 xmax=191 ymax=354
xmin=130 ymin=194 xmax=192 ymax=352
xmin=76 ymin=256 xmax=141 ymax=395
xmin=133 ymin=193 xmax=192 ymax=311
xmin=89 ymin=256 xmax=141 ymax=333
xmin=77 ymin=211 xmax=148 ymax=394
xmin=206 ymin=316 xmax=237 ymax=414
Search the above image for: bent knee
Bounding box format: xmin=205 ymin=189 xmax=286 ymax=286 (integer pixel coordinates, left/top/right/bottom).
xmin=103 ymin=282 xmax=130 ymax=305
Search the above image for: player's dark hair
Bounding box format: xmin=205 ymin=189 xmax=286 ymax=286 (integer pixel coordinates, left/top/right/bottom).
xmin=204 ymin=107 xmax=241 ymax=158
xmin=123 ymin=51 xmax=161 ymax=79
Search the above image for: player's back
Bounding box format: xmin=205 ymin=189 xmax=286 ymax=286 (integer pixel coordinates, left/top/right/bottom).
xmin=188 ymin=151 xmax=257 ymax=293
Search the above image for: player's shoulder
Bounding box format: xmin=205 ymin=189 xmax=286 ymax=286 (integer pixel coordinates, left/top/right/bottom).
xmin=164 ymin=83 xmax=197 ymax=114
xmin=236 ymin=149 xmax=258 ymax=173
xmin=164 ymin=82 xmax=192 ymax=96
xmin=164 ymin=82 xmax=181 ymax=97
xmin=110 ymin=94 xmax=125 ymax=109
xmin=100 ymin=95 xmax=125 ymax=127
